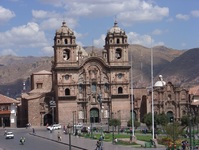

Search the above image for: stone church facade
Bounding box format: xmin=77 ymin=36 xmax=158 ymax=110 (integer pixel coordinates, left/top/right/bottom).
xmin=19 ymin=21 xmax=192 ymax=127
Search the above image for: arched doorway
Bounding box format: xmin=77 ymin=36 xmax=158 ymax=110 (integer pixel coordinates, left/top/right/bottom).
xmin=90 ymin=108 xmax=99 ymax=123
xmin=44 ymin=114 xmax=52 ymax=126
xmin=167 ymin=111 xmax=174 ymax=122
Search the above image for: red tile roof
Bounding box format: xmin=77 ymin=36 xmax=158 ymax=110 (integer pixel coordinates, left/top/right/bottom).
xmin=189 ymin=85 xmax=199 ymax=95
xmin=0 ymin=94 xmax=19 ymax=104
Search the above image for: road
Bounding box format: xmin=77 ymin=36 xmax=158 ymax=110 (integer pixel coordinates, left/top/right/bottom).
xmin=0 ymin=128 xmax=70 ymax=150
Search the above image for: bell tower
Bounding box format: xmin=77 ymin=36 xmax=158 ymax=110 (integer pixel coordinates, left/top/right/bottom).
xmin=104 ymin=21 xmax=129 ymax=66
xmin=53 ymin=21 xmax=77 ymax=67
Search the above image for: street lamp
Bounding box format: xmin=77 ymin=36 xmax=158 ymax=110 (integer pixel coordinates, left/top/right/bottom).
xmin=49 ymin=97 xmax=56 ymax=125
xmin=97 ymin=93 xmax=103 ymax=149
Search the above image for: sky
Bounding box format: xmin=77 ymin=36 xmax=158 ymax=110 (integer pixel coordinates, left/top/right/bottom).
xmin=0 ymin=0 xmax=199 ymax=56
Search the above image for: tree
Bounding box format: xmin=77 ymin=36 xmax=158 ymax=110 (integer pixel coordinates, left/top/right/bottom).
xmin=127 ymin=119 xmax=140 ymax=129
xmin=142 ymin=113 xmax=152 ymax=130
xmin=163 ymin=122 xmax=184 ymax=142
xmin=109 ymin=118 xmax=121 ymax=131
xmin=181 ymin=115 xmax=189 ymax=127
xmin=156 ymin=113 xmax=169 ymax=126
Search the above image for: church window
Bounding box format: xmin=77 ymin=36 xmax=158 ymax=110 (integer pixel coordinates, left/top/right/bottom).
xmin=117 ymin=73 xmax=123 ymax=79
xmin=36 ymin=83 xmax=43 ymax=89
xmin=65 ymin=74 xmax=69 ymax=80
xmin=91 ymin=82 xmax=97 ymax=93
xmin=57 ymin=39 xmax=60 ymax=44
xmin=65 ymin=88 xmax=70 ymax=95
xmin=64 ymin=39 xmax=68 ymax=44
xmin=118 ymin=87 xmax=123 ymax=94
xmin=168 ymin=94 xmax=171 ymax=100
xmin=78 ymin=84 xmax=83 ymax=92
xmin=110 ymin=39 xmax=112 ymax=43
xmin=104 ymin=83 xmax=109 ymax=91
xmin=117 ymin=38 xmax=120 ymax=44
xmin=63 ymin=49 xmax=70 ymax=60
xmin=115 ymin=48 xmax=122 ymax=59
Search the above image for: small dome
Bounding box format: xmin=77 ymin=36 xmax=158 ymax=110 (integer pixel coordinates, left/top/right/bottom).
xmin=154 ymin=75 xmax=166 ymax=87
xmin=56 ymin=21 xmax=74 ymax=35
xmin=108 ymin=21 xmax=125 ymax=34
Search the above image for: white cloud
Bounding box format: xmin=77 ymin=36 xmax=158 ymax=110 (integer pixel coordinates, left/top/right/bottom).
xmin=0 ymin=49 xmax=17 ymax=56
xmin=0 ymin=6 xmax=15 ymax=24
xmin=152 ymin=29 xmax=162 ymax=35
xmin=176 ymin=14 xmax=189 ymax=20
xmin=93 ymin=32 xmax=163 ymax=48
xmin=38 ymin=0 xmax=169 ymax=25
xmin=127 ymin=32 xmax=153 ymax=47
xmin=93 ymin=34 xmax=106 ymax=48
xmin=191 ymin=10 xmax=199 ymax=17
xmin=0 ymin=22 xmax=49 ymax=50
xmin=32 ymin=10 xmax=59 ymax=19
xmin=41 ymin=46 xmax=53 ymax=56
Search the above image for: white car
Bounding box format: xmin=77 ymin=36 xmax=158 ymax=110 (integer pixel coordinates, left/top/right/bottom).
xmin=5 ymin=132 xmax=14 ymax=139
xmin=74 ymin=123 xmax=83 ymax=128
xmin=47 ymin=124 xmax=61 ymax=130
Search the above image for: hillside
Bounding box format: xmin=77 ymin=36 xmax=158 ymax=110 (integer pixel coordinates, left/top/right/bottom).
xmin=0 ymin=45 xmax=187 ymax=98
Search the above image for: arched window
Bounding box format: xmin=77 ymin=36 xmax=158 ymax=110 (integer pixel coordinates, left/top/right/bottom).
xmin=65 ymin=88 xmax=70 ymax=95
xmin=104 ymin=83 xmax=109 ymax=91
xmin=63 ymin=49 xmax=70 ymax=60
xmin=64 ymin=39 xmax=68 ymax=44
xmin=91 ymin=82 xmax=97 ymax=93
xmin=115 ymin=48 xmax=122 ymax=59
xmin=78 ymin=84 xmax=83 ymax=92
xmin=118 ymin=87 xmax=123 ymax=94
xmin=116 ymin=38 xmax=120 ymax=44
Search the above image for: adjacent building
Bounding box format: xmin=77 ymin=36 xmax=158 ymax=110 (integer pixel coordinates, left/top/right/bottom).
xmin=0 ymin=94 xmax=19 ymax=128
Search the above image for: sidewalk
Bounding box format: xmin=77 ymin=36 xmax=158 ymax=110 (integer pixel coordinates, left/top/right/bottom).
xmin=30 ymin=127 xmax=166 ymax=150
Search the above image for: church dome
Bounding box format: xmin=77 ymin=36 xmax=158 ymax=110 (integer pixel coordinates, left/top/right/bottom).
xmin=108 ymin=21 xmax=125 ymax=34
xmin=56 ymin=21 xmax=74 ymax=35
xmin=154 ymin=75 xmax=166 ymax=87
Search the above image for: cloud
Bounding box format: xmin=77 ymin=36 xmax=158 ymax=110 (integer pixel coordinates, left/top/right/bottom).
xmin=176 ymin=14 xmax=189 ymax=20
xmin=32 ymin=10 xmax=77 ymax=30
xmin=0 ymin=22 xmax=49 ymax=55
xmin=93 ymin=31 xmax=164 ymax=48
xmin=93 ymin=34 xmax=106 ymax=48
xmin=41 ymin=46 xmax=53 ymax=56
xmin=152 ymin=29 xmax=162 ymax=35
xmin=38 ymin=0 xmax=169 ymax=25
xmin=191 ymin=10 xmax=199 ymax=17
xmin=0 ymin=49 xmax=17 ymax=56
xmin=0 ymin=6 xmax=15 ymax=24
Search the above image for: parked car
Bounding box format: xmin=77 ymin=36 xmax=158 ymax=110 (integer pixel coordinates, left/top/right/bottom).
xmin=47 ymin=124 xmax=61 ymax=130
xmin=74 ymin=123 xmax=83 ymax=128
xmin=5 ymin=132 xmax=14 ymax=139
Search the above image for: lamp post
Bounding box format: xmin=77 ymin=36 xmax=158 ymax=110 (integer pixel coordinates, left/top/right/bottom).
xmin=97 ymin=93 xmax=103 ymax=149
xmin=72 ymin=111 xmax=76 ymax=134
xmin=49 ymin=97 xmax=56 ymax=125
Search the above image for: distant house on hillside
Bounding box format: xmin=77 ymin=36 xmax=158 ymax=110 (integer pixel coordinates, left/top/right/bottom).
xmin=0 ymin=94 xmax=19 ymax=128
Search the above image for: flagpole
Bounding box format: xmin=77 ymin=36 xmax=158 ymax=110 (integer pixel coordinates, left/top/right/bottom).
xmin=151 ymin=38 xmax=155 ymax=140
xmin=131 ymin=55 xmax=135 ymax=138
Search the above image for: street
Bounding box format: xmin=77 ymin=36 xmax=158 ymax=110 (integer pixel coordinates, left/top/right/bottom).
xmin=0 ymin=128 xmax=71 ymax=150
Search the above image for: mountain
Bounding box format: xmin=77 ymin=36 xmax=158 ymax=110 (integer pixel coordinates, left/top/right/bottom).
xmin=159 ymin=48 xmax=199 ymax=87
xmin=0 ymin=45 xmax=189 ymax=98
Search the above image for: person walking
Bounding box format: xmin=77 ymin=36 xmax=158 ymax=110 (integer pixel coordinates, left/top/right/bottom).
xmin=57 ymin=132 xmax=62 ymax=142
xmin=32 ymin=128 xmax=35 ymax=134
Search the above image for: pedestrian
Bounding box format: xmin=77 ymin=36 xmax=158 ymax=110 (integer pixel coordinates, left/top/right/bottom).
xmin=114 ymin=138 xmax=118 ymax=144
xmin=4 ymin=129 xmax=7 ymax=135
xmin=57 ymin=132 xmax=61 ymax=142
xmin=32 ymin=128 xmax=35 ymax=134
